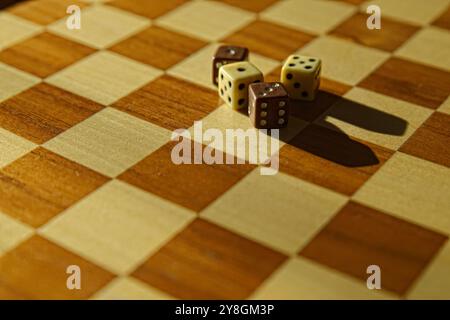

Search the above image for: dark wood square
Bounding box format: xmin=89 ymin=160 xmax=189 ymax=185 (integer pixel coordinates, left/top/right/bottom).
xmin=331 ymin=13 xmax=419 ymax=52
xmin=359 ymin=57 xmax=450 ymax=109
xmin=0 ymin=147 xmax=109 ymax=227
xmin=218 ymin=0 xmax=279 ymax=12
xmin=0 ymin=32 xmax=95 ymax=78
xmin=300 ymin=201 xmax=447 ymax=295
xmin=0 ymin=83 xmax=104 ymax=144
xmin=109 ymin=26 xmax=206 ymax=70
xmin=222 ymin=20 xmax=315 ymax=61
xmin=112 ymin=75 xmax=220 ymax=131
xmin=400 ymin=111 xmax=450 ymax=168
xmin=433 ymin=6 xmax=450 ymax=30
xmin=0 ymin=236 xmax=114 ymax=299
xmin=119 ymin=140 xmax=256 ymax=212
xmin=8 ymin=0 xmax=88 ymax=25
xmin=132 ymin=219 xmax=287 ymax=299
xmin=107 ymin=0 xmax=188 ymax=19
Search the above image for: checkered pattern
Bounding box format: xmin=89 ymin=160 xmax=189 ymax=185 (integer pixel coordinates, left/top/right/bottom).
xmin=0 ymin=0 xmax=449 ymax=300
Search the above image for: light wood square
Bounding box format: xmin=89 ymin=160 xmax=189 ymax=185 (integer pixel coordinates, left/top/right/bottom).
xmin=298 ymin=36 xmax=389 ymax=86
xmin=0 ymin=212 xmax=33 ymax=256
xmin=47 ymin=5 xmax=150 ymax=49
xmin=315 ymin=87 xmax=433 ymax=150
xmin=44 ymin=107 xmax=171 ymax=177
xmin=0 ymin=13 xmax=42 ymax=50
xmin=186 ymin=104 xmax=307 ymax=163
xmin=354 ymin=152 xmax=450 ymax=234
xmin=156 ymin=1 xmax=255 ymax=41
xmin=408 ymin=241 xmax=450 ymax=299
xmin=261 ymin=0 xmax=356 ymax=35
xmin=202 ymin=170 xmax=348 ymax=254
xmin=0 ymin=63 xmax=40 ymax=103
xmin=46 ymin=51 xmax=162 ymax=105
xmin=363 ymin=0 xmax=450 ymax=25
xmin=396 ymin=27 xmax=450 ymax=72
xmin=0 ymin=128 xmax=36 ymax=168
xmin=92 ymin=277 xmax=174 ymax=300
xmin=168 ymin=43 xmax=279 ymax=90
xmin=439 ymin=96 xmax=450 ymax=115
xmin=40 ymin=180 xmax=195 ymax=275
xmin=251 ymin=257 xmax=396 ymax=299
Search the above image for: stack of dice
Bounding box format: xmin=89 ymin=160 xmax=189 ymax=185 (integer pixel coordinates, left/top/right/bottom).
xmin=212 ymin=45 xmax=322 ymax=129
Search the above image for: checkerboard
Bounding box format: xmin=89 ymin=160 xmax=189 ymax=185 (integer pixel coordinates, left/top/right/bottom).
xmin=0 ymin=0 xmax=449 ymax=300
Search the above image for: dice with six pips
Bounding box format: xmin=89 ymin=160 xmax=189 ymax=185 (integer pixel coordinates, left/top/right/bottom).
xmin=248 ymin=82 xmax=289 ymax=129
xmin=218 ymin=61 xmax=263 ymax=110
xmin=281 ymin=54 xmax=321 ymax=101
xmin=212 ymin=45 xmax=249 ymax=86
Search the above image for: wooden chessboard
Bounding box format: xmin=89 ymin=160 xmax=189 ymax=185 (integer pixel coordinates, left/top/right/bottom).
xmin=0 ymin=0 xmax=449 ymax=300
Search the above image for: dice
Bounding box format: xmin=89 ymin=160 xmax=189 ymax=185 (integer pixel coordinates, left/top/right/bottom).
xmin=249 ymin=82 xmax=289 ymax=129
xmin=218 ymin=61 xmax=263 ymax=110
xmin=212 ymin=45 xmax=249 ymax=86
xmin=281 ymin=54 xmax=321 ymax=101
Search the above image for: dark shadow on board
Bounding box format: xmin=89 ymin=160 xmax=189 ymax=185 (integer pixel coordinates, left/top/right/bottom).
xmin=237 ymin=89 xmax=408 ymax=168
xmin=0 ymin=0 xmax=26 ymax=10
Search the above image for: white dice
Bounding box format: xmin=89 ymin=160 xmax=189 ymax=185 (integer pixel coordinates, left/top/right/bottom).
xmin=281 ymin=55 xmax=321 ymax=101
xmin=218 ymin=61 xmax=263 ymax=110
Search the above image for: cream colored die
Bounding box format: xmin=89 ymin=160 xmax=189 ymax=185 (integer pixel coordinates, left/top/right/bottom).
xmin=281 ymin=54 xmax=321 ymax=101
xmin=218 ymin=61 xmax=263 ymax=110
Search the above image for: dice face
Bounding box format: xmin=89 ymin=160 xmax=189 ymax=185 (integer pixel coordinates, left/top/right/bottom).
xmin=218 ymin=61 xmax=263 ymax=110
xmin=249 ymin=82 xmax=289 ymax=129
xmin=281 ymin=55 xmax=321 ymax=101
xmin=212 ymin=45 xmax=249 ymax=86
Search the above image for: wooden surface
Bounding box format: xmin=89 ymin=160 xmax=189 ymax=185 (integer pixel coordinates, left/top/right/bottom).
xmin=0 ymin=0 xmax=449 ymax=300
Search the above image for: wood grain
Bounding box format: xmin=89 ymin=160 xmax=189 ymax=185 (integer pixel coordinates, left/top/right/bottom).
xmin=0 ymin=83 xmax=104 ymax=144
xmin=400 ymin=111 xmax=450 ymax=168
xmin=0 ymin=147 xmax=109 ymax=227
xmin=0 ymin=32 xmax=95 ymax=78
xmin=109 ymin=26 xmax=206 ymax=70
xmin=133 ymin=219 xmax=287 ymax=299
xmin=300 ymin=201 xmax=447 ymax=295
xmin=218 ymin=0 xmax=279 ymax=12
xmin=8 ymin=0 xmax=87 ymax=25
xmin=0 ymin=236 xmax=114 ymax=299
xmin=279 ymin=124 xmax=394 ymax=196
xmin=119 ymin=140 xmax=255 ymax=212
xmin=331 ymin=13 xmax=419 ymax=52
xmin=223 ymin=20 xmax=315 ymax=61
xmin=359 ymin=57 xmax=450 ymax=109
xmin=113 ymin=75 xmax=220 ymax=131
xmin=108 ymin=0 xmax=188 ymax=19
